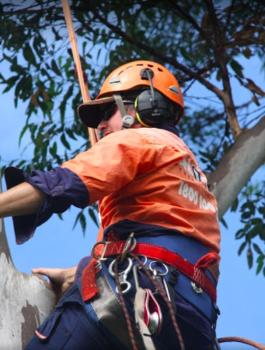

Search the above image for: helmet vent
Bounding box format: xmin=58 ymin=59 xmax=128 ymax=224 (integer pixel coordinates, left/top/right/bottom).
xmin=169 ymin=85 xmax=179 ymax=95
xmin=109 ymin=77 xmax=121 ymax=84
xmin=140 ymin=68 xmax=154 ymax=80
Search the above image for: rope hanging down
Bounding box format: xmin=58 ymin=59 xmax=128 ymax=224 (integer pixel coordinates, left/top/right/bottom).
xmin=61 ymin=0 xmax=97 ymax=146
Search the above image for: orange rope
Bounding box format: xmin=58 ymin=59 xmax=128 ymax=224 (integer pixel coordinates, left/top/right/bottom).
xmin=61 ymin=0 xmax=97 ymax=146
xmin=218 ymin=336 xmax=265 ymax=350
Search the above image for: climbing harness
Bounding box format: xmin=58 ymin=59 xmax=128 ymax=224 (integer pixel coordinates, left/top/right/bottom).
xmin=83 ymin=236 xmax=218 ymax=303
xmin=89 ymin=233 xmax=217 ymax=350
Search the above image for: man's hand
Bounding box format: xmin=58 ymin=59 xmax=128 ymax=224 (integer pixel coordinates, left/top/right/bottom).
xmin=32 ymin=266 xmax=77 ymax=300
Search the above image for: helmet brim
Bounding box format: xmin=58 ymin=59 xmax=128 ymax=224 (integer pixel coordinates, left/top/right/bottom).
xmin=78 ymin=96 xmax=115 ymax=128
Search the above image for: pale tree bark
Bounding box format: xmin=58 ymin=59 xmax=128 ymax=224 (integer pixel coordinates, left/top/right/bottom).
xmin=208 ymin=116 xmax=265 ymax=218
xmin=0 ymin=183 xmax=56 ymax=350
xmin=0 ymin=116 xmax=265 ymax=349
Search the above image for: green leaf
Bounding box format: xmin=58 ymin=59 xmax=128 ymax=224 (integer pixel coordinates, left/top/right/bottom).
xmin=230 ymin=59 xmax=244 ymax=78
xmin=241 ymin=201 xmax=255 ymax=215
xmin=251 ymin=217 xmax=263 ymax=226
xmin=220 ymin=217 xmax=228 ymax=229
xmin=19 ymin=124 xmax=29 ymax=146
xmin=23 ymin=43 xmax=37 ymax=66
xmin=59 ymin=85 xmax=74 ymax=122
xmin=66 ymin=128 xmax=77 ymax=141
xmin=241 ymin=211 xmax=252 ymax=220
xmin=247 ymin=247 xmax=253 ymax=269
xmin=235 ymin=229 xmax=245 ymax=240
xmin=256 ymin=257 xmax=264 ymax=275
xmin=231 ymin=197 xmax=239 ymax=212
xmin=79 ymin=212 xmax=86 ymax=233
xmin=49 ymin=142 xmax=57 ymax=157
xmin=246 ymin=227 xmax=259 ymax=240
xmin=14 ymin=75 xmax=33 ymax=101
xmin=51 ymin=27 xmax=61 ymax=41
xmin=88 ymin=207 xmax=99 ymax=227
xmin=238 ymin=241 xmax=247 ymax=255
xmin=3 ymin=74 xmax=20 ymax=87
xmin=253 ymin=243 xmax=263 ymax=256
xmin=51 ymin=59 xmax=61 ymax=76
xmin=57 ymin=213 xmax=63 ymax=221
xmin=242 ymin=47 xmax=252 ymax=59
xmin=258 ymin=206 xmax=265 ymax=217
xmin=73 ymin=210 xmax=86 ymax=233
xmin=60 ymin=134 xmax=71 ymax=150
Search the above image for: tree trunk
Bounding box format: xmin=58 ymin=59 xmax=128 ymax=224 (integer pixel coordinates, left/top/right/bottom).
xmin=1 ymin=117 xmax=265 ymax=349
xmin=208 ymin=116 xmax=265 ymax=218
xmin=0 ymin=189 xmax=56 ymax=349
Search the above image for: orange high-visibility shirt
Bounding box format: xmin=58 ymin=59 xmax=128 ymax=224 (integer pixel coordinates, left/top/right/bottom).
xmin=62 ymin=128 xmax=220 ymax=252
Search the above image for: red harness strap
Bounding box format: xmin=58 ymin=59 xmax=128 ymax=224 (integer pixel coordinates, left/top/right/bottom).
xmin=81 ymin=241 xmax=218 ymax=303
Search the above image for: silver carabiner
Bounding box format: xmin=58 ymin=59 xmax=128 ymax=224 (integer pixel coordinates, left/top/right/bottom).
xmin=149 ymin=260 xmax=171 ymax=301
xmin=108 ymin=257 xmax=133 ymax=294
xmin=149 ymin=260 xmax=169 ymax=277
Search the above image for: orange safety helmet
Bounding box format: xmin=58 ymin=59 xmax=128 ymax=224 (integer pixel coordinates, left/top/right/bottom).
xmin=78 ymin=60 xmax=184 ymax=128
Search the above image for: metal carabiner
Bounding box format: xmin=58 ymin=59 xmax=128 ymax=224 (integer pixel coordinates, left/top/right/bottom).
xmin=108 ymin=257 xmax=133 ymax=294
xmin=120 ymin=232 xmax=137 ymax=261
xmin=149 ymin=260 xmax=169 ymax=277
xmin=149 ymin=260 xmax=171 ymax=301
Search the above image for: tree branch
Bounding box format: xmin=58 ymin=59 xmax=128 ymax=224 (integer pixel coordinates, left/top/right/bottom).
xmin=205 ymin=0 xmax=241 ymax=139
xmin=168 ymin=1 xmax=205 ymax=39
xmin=208 ymin=116 xmax=265 ymax=218
xmin=89 ymin=9 xmax=224 ymax=99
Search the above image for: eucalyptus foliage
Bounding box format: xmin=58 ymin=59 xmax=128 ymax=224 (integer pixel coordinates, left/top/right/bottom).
xmin=0 ymin=0 xmax=265 ymax=272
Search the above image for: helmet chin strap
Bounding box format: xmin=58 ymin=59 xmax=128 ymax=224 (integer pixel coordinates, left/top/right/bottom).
xmin=113 ymin=94 xmax=135 ymax=128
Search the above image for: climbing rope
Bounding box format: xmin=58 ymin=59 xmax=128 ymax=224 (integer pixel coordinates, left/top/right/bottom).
xmin=218 ymin=336 xmax=265 ymax=350
xmin=61 ymin=0 xmax=97 ymax=145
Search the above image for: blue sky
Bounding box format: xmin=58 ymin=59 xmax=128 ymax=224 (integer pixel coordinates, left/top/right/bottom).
xmin=1 ymin=56 xmax=265 ymax=349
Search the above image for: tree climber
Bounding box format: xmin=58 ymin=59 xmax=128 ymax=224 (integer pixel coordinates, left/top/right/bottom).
xmin=0 ymin=60 xmax=221 ymax=350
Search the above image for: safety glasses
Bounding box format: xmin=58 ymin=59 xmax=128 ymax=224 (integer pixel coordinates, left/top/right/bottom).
xmin=102 ymin=100 xmax=134 ymax=121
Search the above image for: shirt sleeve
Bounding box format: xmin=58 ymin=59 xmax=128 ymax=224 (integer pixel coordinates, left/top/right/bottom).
xmin=4 ymin=129 xmax=157 ymax=244
xmin=4 ymin=166 xmax=89 ymax=244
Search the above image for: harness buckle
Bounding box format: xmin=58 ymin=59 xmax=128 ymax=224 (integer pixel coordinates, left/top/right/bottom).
xmin=191 ymin=281 xmax=203 ymax=294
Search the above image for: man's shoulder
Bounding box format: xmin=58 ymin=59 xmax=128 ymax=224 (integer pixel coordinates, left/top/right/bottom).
xmin=98 ymin=128 xmax=190 ymax=155
xmin=103 ymin=127 xmax=177 ymax=143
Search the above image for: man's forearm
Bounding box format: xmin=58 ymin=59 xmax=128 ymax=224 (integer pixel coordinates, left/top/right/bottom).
xmin=0 ymin=182 xmax=45 ymax=217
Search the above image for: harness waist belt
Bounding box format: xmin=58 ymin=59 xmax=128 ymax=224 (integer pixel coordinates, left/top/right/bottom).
xmin=81 ymin=240 xmax=218 ymax=303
